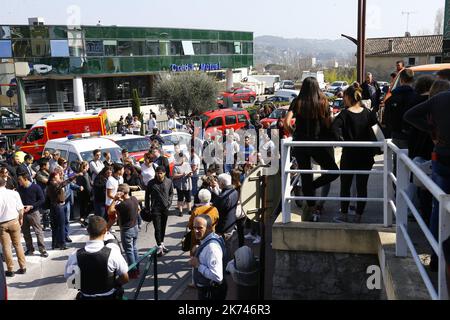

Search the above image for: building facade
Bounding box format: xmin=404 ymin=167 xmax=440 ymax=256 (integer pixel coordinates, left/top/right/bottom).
xmin=365 ymin=34 xmax=442 ymax=81
xmin=0 ymin=23 xmax=253 ymax=129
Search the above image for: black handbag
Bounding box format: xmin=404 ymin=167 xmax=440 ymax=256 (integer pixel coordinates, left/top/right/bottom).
xmin=181 ymin=228 xmax=192 ymax=252
xmin=140 ymin=207 xmax=153 ymax=223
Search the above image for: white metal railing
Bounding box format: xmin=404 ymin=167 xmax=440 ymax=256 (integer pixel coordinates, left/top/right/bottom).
xmin=280 ymin=138 xmax=450 ymax=300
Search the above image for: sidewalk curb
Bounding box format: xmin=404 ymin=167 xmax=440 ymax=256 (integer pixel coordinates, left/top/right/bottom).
xmin=166 ymin=270 xmax=192 ymax=300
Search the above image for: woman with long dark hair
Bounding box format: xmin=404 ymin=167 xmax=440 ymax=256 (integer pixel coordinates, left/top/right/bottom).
xmin=284 ymin=77 xmax=339 ymax=222
xmin=331 ymin=85 xmax=378 ymax=223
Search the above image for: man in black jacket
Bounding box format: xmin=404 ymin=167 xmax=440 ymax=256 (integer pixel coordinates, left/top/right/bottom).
xmin=384 ymin=68 xmax=417 ymax=147
xmin=150 ymin=147 xmax=171 ymax=178
xmin=145 ymin=166 xmax=173 ymax=256
xmin=361 ymin=72 xmax=382 ymax=112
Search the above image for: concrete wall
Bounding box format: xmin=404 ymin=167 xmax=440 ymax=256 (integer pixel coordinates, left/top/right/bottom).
xmin=365 ymin=55 xmax=433 ymax=81
xmin=271 ymin=221 xmax=430 ymax=300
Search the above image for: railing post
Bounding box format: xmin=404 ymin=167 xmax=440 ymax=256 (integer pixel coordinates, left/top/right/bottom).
xmin=383 ymin=140 xmax=393 ymax=227
xmin=281 ymin=139 xmax=291 ymax=223
xmin=153 ymin=251 xmax=159 ymax=300
xmin=438 ymin=195 xmax=450 ymax=300
xmin=395 ymin=150 xmax=408 ymax=257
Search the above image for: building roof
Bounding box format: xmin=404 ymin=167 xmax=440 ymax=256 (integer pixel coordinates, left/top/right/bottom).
xmin=366 ymin=35 xmax=443 ymax=57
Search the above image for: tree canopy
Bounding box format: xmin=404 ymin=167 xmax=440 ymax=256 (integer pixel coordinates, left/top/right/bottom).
xmin=154 ymin=72 xmax=219 ymax=116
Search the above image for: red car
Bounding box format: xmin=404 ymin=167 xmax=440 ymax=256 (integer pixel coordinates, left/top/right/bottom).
xmin=260 ymin=105 xmax=291 ymax=129
xmin=199 ymin=108 xmax=250 ymax=137
xmin=220 ymin=88 xmax=257 ymax=104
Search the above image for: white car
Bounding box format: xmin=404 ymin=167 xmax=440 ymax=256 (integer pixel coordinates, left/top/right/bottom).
xmin=159 ymin=132 xmax=194 ymax=164
xmin=43 ymin=134 xmax=122 ymax=165
xmin=102 ymin=134 xmax=151 ymax=162
xmin=327 ymin=81 xmax=349 ymax=94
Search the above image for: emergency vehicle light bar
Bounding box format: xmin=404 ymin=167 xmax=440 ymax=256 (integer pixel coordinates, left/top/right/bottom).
xmin=67 ymin=132 xmax=101 ymax=140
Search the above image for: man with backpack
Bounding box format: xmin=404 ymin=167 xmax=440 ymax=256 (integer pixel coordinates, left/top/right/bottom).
xmin=189 ymin=214 xmax=227 ymax=300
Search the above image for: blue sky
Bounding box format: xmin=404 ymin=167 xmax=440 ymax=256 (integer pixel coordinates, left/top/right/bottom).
xmin=0 ymin=0 xmax=445 ymax=39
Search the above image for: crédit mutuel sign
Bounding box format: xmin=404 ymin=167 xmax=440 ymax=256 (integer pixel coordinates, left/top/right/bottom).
xmin=170 ymin=63 xmax=221 ymax=72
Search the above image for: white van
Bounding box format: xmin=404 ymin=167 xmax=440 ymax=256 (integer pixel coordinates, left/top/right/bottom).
xmin=43 ymin=133 xmax=122 ymax=165
xmin=275 ymin=89 xmax=299 ymax=101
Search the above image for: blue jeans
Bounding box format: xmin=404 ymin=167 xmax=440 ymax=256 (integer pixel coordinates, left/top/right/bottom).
xmin=224 ymin=164 xmax=233 ymax=174
xmin=63 ymin=201 xmax=71 ymax=239
xmin=121 ymin=225 xmax=139 ymax=270
xmin=192 ymin=176 xmax=199 ymax=197
xmin=430 ymin=160 xmax=450 ymax=240
xmin=94 ymin=201 xmax=106 ymax=219
xmin=51 ymin=204 xmax=66 ymax=247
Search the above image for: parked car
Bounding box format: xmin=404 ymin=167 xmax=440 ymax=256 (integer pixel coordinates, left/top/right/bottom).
xmin=103 ymin=134 xmax=150 ymax=162
xmin=265 ymin=96 xmax=291 ymax=103
xmin=275 ymin=89 xmax=299 ymax=101
xmin=331 ymin=98 xmax=344 ymax=115
xmin=0 ymin=254 xmax=6 ymax=300
xmin=260 ymin=105 xmax=291 ymax=128
xmin=386 ymin=63 xmax=450 ymax=101
xmin=43 ymin=133 xmax=122 ymax=165
xmin=221 ymin=87 xmax=257 ymax=104
xmin=159 ymin=131 xmax=193 ymax=175
xmin=327 ymin=81 xmax=349 ymax=94
xmin=199 ymin=107 xmax=250 ymax=137
xmin=280 ymin=80 xmax=296 ymax=90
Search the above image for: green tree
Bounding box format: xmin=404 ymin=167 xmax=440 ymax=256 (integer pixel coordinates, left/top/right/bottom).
xmin=131 ymin=88 xmax=144 ymax=135
xmin=154 ymin=72 xmax=219 ymax=116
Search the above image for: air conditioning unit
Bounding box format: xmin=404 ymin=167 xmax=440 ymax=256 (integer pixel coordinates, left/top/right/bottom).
xmin=28 ymin=17 xmax=45 ymax=26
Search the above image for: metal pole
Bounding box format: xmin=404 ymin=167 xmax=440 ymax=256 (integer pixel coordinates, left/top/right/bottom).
xmin=153 ymin=252 xmax=159 ymax=300
xmin=357 ymin=0 xmax=367 ymax=84
xmin=259 ymin=174 xmax=267 ymax=300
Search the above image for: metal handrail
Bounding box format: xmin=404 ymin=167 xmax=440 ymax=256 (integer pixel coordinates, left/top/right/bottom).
xmin=126 ymin=246 xmax=158 ymax=300
xmin=280 ymin=138 xmax=450 ymax=300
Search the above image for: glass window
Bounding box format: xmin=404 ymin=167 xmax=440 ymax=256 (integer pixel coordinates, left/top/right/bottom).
xmin=234 ymin=42 xmax=241 ymax=54
xmin=242 ymin=42 xmax=253 ymax=54
xmin=209 ymin=42 xmax=218 ymax=54
xmin=118 ymin=41 xmax=132 ymax=56
xmin=225 ymin=115 xmax=236 ymax=125
xmin=50 ymin=40 xmax=69 ymax=57
xmin=132 ymin=41 xmax=145 ymax=56
xmin=114 ymin=138 xmax=150 ymax=153
xmin=104 ymin=40 xmax=117 ymax=56
xmin=49 ymin=26 xmax=67 ymax=39
xmin=69 ymin=39 xmax=84 ymax=57
xmin=0 ymin=40 xmax=12 ymax=57
xmin=80 ymin=148 xmax=121 ymax=163
xmin=170 ymin=41 xmax=182 ymax=55
xmin=146 ymin=41 xmax=159 ymax=55
xmin=182 ymin=41 xmax=195 ymax=55
xmin=26 ymin=127 xmax=45 ymax=143
xmin=31 ymin=39 xmax=50 ymax=57
xmin=30 ymin=26 xmax=49 ymax=38
xmin=68 ymin=151 xmax=79 ymax=164
xmin=0 ymin=26 xmax=11 ymax=39
xmin=219 ymin=42 xmax=233 ymax=54
xmin=12 ymin=39 xmax=31 ymax=57
xmin=208 ymin=117 xmax=223 ymax=127
xmin=238 ymin=114 xmax=247 ymax=123
xmin=86 ymin=40 xmax=104 ymax=56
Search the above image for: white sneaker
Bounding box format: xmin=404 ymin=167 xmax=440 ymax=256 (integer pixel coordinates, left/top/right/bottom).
xmin=244 ymin=233 xmax=255 ymax=240
xmin=252 ymin=235 xmax=261 ymax=244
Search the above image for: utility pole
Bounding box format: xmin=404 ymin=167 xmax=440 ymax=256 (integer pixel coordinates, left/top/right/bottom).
xmin=357 ymin=0 xmax=367 ymax=84
xmin=402 ymin=11 xmax=416 ymax=34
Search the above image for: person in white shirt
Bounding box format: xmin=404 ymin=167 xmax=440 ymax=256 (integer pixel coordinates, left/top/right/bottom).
xmin=189 ymin=214 xmax=226 ymax=300
xmin=0 ymin=177 xmax=27 ymax=276
xmin=89 ymin=149 xmax=105 ymax=182
xmin=224 ymin=134 xmax=239 ymax=174
xmin=261 ymin=133 xmax=276 ymax=164
xmin=168 ymin=115 xmax=183 ymax=131
xmin=105 ymin=163 xmax=124 ymax=214
xmin=131 ymin=116 xmax=141 ymax=135
xmin=64 ymin=215 xmax=129 ymax=300
xmin=141 ymin=152 xmax=156 ymax=186
xmin=147 ymin=114 xmax=157 ymax=134
xmin=190 ymin=148 xmax=201 ymax=197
